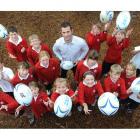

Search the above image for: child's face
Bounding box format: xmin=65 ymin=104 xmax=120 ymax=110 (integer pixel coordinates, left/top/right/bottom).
xmin=30 ymin=38 xmax=41 ymax=49
xmin=110 ymin=72 xmax=121 ymax=82
xmin=61 ymin=26 xmax=73 ymax=42
xmin=83 ymin=75 xmax=95 ymax=87
xmin=30 ymin=86 xmax=39 ymax=97
xmin=9 ymin=32 xmax=18 ymax=42
xmin=126 ymin=65 xmax=135 ymax=77
xmin=115 ymin=32 xmax=125 ymax=43
xmin=87 ymin=59 xmax=96 ymax=67
xmin=56 ymin=83 xmax=68 ymax=95
xmin=40 ymin=56 xmax=49 ymax=66
xmin=91 ymin=25 xmax=100 ymax=35
xmin=18 ymin=68 xmax=29 ymax=78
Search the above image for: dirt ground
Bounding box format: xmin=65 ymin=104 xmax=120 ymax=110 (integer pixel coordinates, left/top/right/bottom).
xmin=0 ymin=11 xmax=140 ymax=128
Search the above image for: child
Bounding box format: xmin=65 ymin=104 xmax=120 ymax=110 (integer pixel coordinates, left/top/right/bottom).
xmin=15 ymin=81 xmax=50 ymax=125
xmin=34 ymin=50 xmax=60 ymax=91
xmin=122 ymin=62 xmax=139 ymax=114
xmin=10 ymin=62 xmax=36 ymax=86
xmin=104 ymin=64 xmax=127 ymax=106
xmin=27 ymin=34 xmax=53 ymax=66
xmin=0 ymin=61 xmax=14 ymax=97
xmin=75 ymin=49 xmax=102 ymax=84
xmin=50 ymin=78 xmax=77 ymax=109
xmin=0 ymin=91 xmax=18 ymax=114
xmin=77 ymin=71 xmax=104 ymax=115
xmin=102 ymin=28 xmax=133 ymax=76
xmin=6 ymin=26 xmax=28 ymax=62
xmin=86 ymin=22 xmax=110 ymax=53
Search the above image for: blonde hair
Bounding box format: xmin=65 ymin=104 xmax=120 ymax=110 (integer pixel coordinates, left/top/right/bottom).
xmin=39 ymin=50 xmax=50 ymax=61
xmin=92 ymin=23 xmax=101 ymax=29
xmin=52 ymin=78 xmax=70 ymax=92
xmin=110 ymin=64 xmax=123 ymax=75
xmin=126 ymin=62 xmax=136 ymax=75
xmin=28 ymin=34 xmax=40 ymax=43
xmin=28 ymin=81 xmax=39 ymax=88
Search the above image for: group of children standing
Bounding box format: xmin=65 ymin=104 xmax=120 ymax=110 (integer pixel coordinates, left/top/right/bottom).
xmin=0 ymin=19 xmax=139 ymax=125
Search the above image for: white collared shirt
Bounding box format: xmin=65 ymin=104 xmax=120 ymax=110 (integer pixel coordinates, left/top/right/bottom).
xmin=40 ymin=62 xmax=49 ymax=69
xmin=32 ymin=46 xmax=41 ymax=53
xmin=18 ymin=73 xmax=29 ymax=80
xmin=83 ymin=59 xmax=98 ymax=70
xmin=8 ymin=35 xmax=22 ymax=46
xmin=53 ymin=35 xmax=89 ymax=62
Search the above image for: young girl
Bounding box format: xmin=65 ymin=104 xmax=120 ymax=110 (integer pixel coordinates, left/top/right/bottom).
xmin=86 ymin=22 xmax=110 ymax=53
xmin=77 ymin=71 xmax=104 ymax=115
xmin=34 ymin=50 xmax=60 ymax=91
xmin=50 ymin=78 xmax=77 ymax=109
xmin=27 ymin=34 xmax=53 ymax=66
xmin=102 ymin=28 xmax=133 ymax=76
xmin=15 ymin=81 xmax=50 ymax=125
xmin=75 ymin=49 xmax=102 ymax=83
xmin=10 ymin=62 xmax=36 ymax=86
xmin=6 ymin=26 xmax=28 ymax=62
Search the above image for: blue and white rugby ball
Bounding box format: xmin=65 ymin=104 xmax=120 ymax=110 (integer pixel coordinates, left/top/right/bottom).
xmin=54 ymin=95 xmax=72 ymax=118
xmin=100 ymin=11 xmax=114 ymax=23
xmin=98 ymin=92 xmax=119 ymax=116
xmin=0 ymin=24 xmax=8 ymax=39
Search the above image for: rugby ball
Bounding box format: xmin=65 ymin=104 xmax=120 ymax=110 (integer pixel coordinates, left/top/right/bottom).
xmin=116 ymin=11 xmax=131 ymax=30
xmin=54 ymin=95 xmax=72 ymax=118
xmin=130 ymin=52 xmax=140 ymax=69
xmin=98 ymin=92 xmax=119 ymax=116
xmin=130 ymin=77 xmax=140 ymax=93
xmin=60 ymin=61 xmax=74 ymax=70
xmin=14 ymin=83 xmax=33 ymax=106
xmin=0 ymin=24 xmax=8 ymax=39
xmin=100 ymin=11 xmax=114 ymax=23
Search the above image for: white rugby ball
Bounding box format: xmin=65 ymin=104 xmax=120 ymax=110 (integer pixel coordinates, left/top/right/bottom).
xmin=60 ymin=61 xmax=74 ymax=70
xmin=100 ymin=11 xmax=114 ymax=23
xmin=130 ymin=77 xmax=140 ymax=93
xmin=130 ymin=52 xmax=140 ymax=69
xmin=98 ymin=92 xmax=119 ymax=116
xmin=14 ymin=83 xmax=33 ymax=106
xmin=116 ymin=11 xmax=131 ymax=30
xmin=54 ymin=95 xmax=72 ymax=118
xmin=0 ymin=24 xmax=8 ymax=39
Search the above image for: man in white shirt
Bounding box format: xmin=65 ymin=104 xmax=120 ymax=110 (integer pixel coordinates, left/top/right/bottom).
xmin=0 ymin=61 xmax=14 ymax=97
xmin=53 ymin=21 xmax=89 ymax=78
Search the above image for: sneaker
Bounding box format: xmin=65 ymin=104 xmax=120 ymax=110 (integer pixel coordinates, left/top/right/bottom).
xmin=29 ymin=117 xmax=35 ymax=126
xmin=77 ymin=106 xmax=82 ymax=112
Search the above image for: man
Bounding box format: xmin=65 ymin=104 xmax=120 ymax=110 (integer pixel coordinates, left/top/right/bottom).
xmin=53 ymin=21 xmax=89 ymax=78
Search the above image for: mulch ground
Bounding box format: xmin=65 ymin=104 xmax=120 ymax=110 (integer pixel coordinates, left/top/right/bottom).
xmin=0 ymin=11 xmax=140 ymax=128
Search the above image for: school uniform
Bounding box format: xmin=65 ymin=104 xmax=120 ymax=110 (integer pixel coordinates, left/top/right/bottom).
xmin=75 ymin=60 xmax=102 ymax=83
xmin=27 ymin=44 xmax=53 ymax=66
xmin=0 ymin=91 xmax=18 ymax=114
xmin=77 ymin=81 xmax=103 ymax=105
xmin=85 ymin=31 xmax=107 ymax=52
xmin=102 ymin=35 xmax=130 ymax=75
xmin=6 ymin=35 xmax=28 ymax=62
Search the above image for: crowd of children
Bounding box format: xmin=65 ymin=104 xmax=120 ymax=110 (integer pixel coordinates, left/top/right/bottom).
xmin=0 ymin=19 xmax=140 ymax=126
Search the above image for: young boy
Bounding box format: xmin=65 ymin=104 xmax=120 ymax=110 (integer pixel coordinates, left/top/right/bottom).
xmin=75 ymin=49 xmax=102 ymax=84
xmin=10 ymin=62 xmax=36 ymax=86
xmin=27 ymin=34 xmax=53 ymax=66
xmin=6 ymin=26 xmax=28 ymax=62
xmin=85 ymin=22 xmax=110 ymax=53
xmin=102 ymin=28 xmax=133 ymax=76
xmin=0 ymin=61 xmax=14 ymax=97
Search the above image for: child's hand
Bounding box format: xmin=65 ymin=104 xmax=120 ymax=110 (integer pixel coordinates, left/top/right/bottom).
xmin=113 ymin=92 xmax=119 ymax=97
xmin=137 ymin=94 xmax=140 ymax=99
xmin=21 ymin=47 xmax=25 ymax=53
xmin=126 ymin=28 xmax=133 ymax=38
xmin=127 ymin=88 xmax=132 ymax=94
xmin=15 ymin=105 xmax=23 ymax=117
xmin=0 ymin=105 xmax=8 ymax=111
xmin=83 ymin=103 xmax=90 ymax=115
xmin=112 ymin=27 xmax=118 ymax=36
xmin=104 ymin=22 xmax=111 ymax=31
xmin=9 ymin=53 xmax=16 ymax=59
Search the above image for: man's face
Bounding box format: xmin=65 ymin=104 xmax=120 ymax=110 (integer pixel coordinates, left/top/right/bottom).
xmin=61 ymin=26 xmax=73 ymax=42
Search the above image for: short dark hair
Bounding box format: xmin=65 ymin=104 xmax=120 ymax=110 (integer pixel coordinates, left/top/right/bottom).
xmin=86 ymin=49 xmax=99 ymax=60
xmin=61 ymin=21 xmax=72 ymax=30
xmin=17 ymin=62 xmax=30 ymax=69
xmin=83 ymin=71 xmax=95 ymax=79
xmin=7 ymin=26 xmax=17 ymax=34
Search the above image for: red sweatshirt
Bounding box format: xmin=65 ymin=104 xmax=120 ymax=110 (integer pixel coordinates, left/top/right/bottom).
xmin=30 ymin=91 xmax=50 ymax=119
xmin=85 ymin=31 xmax=107 ymax=52
xmin=35 ymin=58 xmax=60 ymax=84
xmin=10 ymin=69 xmax=35 ymax=86
xmin=0 ymin=91 xmax=19 ymax=113
xmin=75 ymin=60 xmax=102 ymax=83
xmin=104 ymin=35 xmax=130 ymax=64
xmin=78 ymin=81 xmax=104 ymax=105
xmin=6 ymin=37 xmax=28 ymax=62
xmin=27 ymin=44 xmax=53 ymax=66
xmin=104 ymin=76 xmax=127 ymax=99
